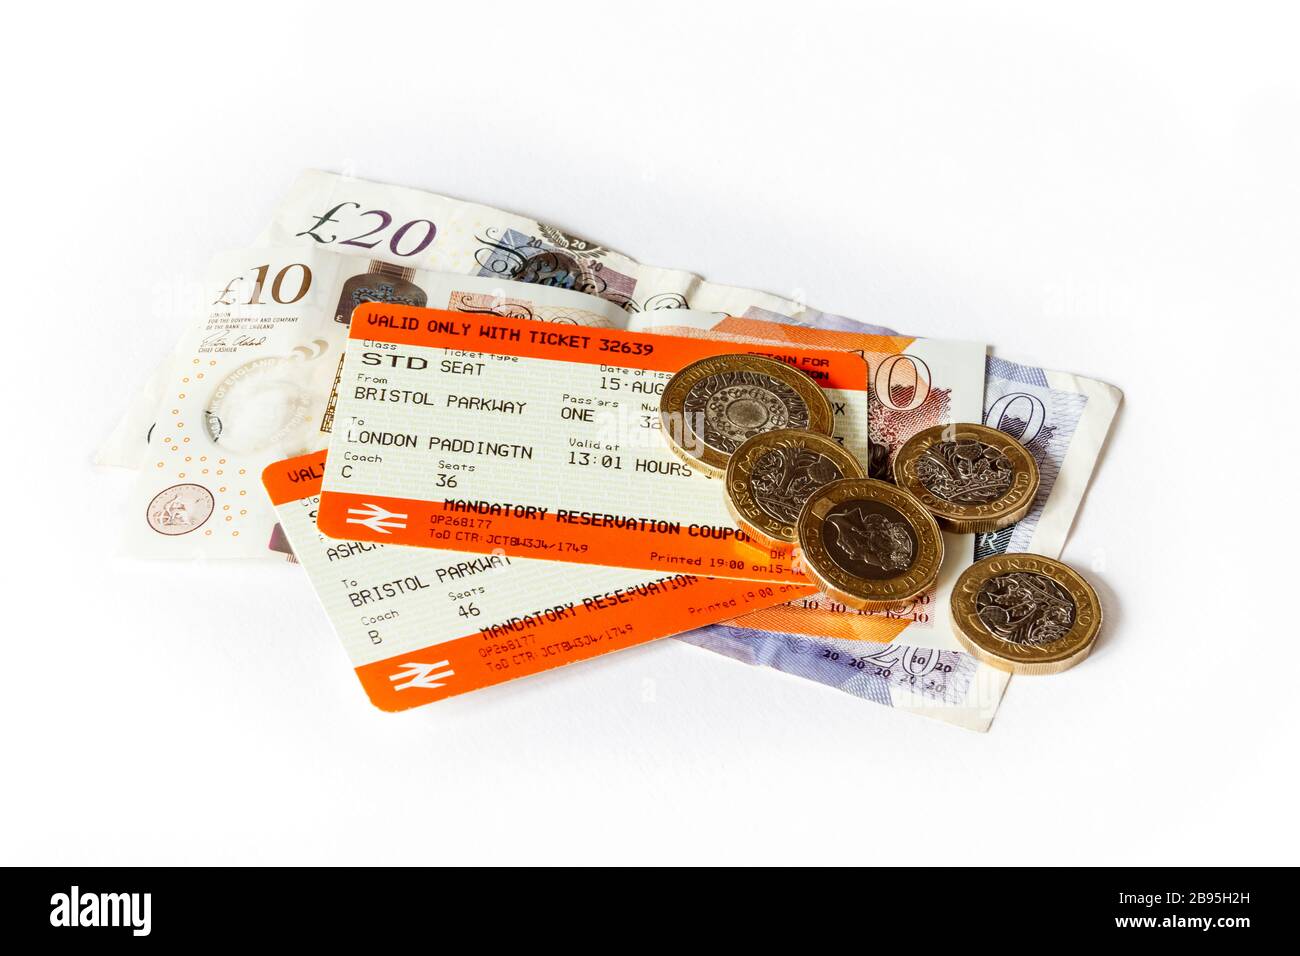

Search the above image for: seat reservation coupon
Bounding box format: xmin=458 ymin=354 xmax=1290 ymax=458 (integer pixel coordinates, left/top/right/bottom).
xmin=265 ymin=450 xmax=816 ymax=709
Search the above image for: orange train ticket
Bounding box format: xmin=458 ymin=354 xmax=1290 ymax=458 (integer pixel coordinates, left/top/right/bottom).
xmin=265 ymin=450 xmax=816 ymax=710
xmin=314 ymin=305 xmax=870 ymax=583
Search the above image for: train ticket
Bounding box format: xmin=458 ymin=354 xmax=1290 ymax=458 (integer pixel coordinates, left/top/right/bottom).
xmin=315 ymin=304 xmax=870 ymax=582
xmin=265 ymin=450 xmax=815 ymax=709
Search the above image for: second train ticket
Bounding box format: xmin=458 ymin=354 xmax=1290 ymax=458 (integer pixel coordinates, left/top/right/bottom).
xmin=317 ymin=304 xmax=869 ymax=582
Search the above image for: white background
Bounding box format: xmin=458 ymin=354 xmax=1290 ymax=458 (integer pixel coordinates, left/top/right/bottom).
xmin=2 ymin=1 xmax=1295 ymax=865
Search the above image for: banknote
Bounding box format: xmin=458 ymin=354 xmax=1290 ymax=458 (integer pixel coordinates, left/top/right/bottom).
xmin=762 ymin=305 xmax=1123 ymax=561
xmin=637 ymin=311 xmax=988 ymax=651
xmin=123 ymin=244 xmax=636 ymax=557
xmin=729 ymin=349 xmax=1121 ymax=638
xmin=625 ymin=310 xmax=987 ymax=476
xmin=681 ymin=337 xmax=1120 ymax=729
xmin=677 ymin=626 xmax=1009 ymax=732
xmin=972 ymin=355 xmax=1122 ymax=562
xmin=255 ymin=170 xmax=819 ymax=316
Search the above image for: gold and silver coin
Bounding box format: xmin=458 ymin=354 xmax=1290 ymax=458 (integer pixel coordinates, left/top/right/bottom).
xmin=950 ymin=554 xmax=1101 ymax=675
xmin=660 ymin=354 xmax=834 ymax=477
xmin=795 ymin=478 xmax=943 ymax=609
xmin=725 ymin=429 xmax=864 ymax=546
xmin=893 ymin=423 xmax=1040 ymax=533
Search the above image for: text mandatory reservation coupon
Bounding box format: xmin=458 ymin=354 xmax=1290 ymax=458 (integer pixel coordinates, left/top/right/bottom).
xmin=316 ymin=305 xmax=869 ymax=582
xmin=266 ymin=451 xmax=815 ymax=709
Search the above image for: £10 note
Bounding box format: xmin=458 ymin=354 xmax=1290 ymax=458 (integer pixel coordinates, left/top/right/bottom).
xmin=677 ymin=626 xmax=1009 ymax=732
xmin=639 ymin=309 xmax=988 ymax=652
xmin=972 ymin=355 xmax=1122 ymax=562
xmin=683 ymin=348 xmax=1119 ymax=728
xmin=123 ymin=244 xmax=633 ymax=558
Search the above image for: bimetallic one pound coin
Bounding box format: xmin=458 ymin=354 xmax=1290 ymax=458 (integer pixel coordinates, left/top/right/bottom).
xmin=893 ymin=423 xmax=1039 ymax=533
xmin=950 ymin=554 xmax=1101 ymax=675
xmin=725 ymin=429 xmax=865 ymax=546
xmin=660 ymin=354 xmax=834 ymax=477
xmin=796 ymin=478 xmax=943 ymax=610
